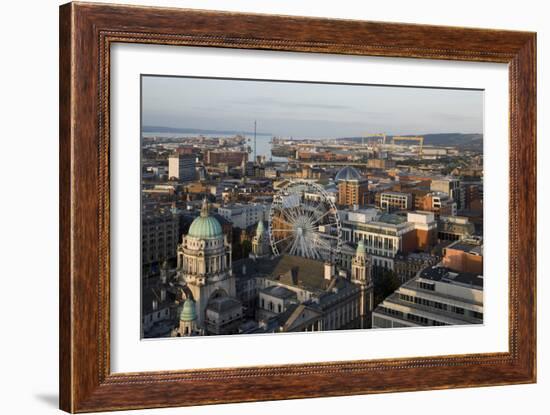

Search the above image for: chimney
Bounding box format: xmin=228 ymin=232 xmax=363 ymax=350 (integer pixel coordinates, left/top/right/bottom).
xmin=160 ymin=289 xmax=166 ymax=302
xmin=152 ymin=299 xmax=158 ymax=311
xmin=242 ymin=264 xmax=247 ymax=275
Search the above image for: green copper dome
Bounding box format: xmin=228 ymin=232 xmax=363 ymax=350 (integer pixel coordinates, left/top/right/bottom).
xmin=188 ymin=199 xmax=223 ymax=239
xmin=180 ymin=299 xmax=197 ymax=321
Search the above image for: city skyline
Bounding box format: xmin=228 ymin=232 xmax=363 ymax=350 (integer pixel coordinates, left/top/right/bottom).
xmin=141 ymin=76 xmax=484 ymax=339
xmin=142 ymin=76 xmax=484 ymax=138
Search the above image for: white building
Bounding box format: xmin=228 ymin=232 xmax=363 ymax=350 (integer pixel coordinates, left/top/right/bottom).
xmin=380 ymin=191 xmax=412 ymax=211
xmin=431 ymin=177 xmax=463 ymax=209
xmin=372 ymin=265 xmax=483 ymax=328
xmin=217 ymin=203 xmax=269 ymax=229
xmin=431 ymin=191 xmax=457 ymax=216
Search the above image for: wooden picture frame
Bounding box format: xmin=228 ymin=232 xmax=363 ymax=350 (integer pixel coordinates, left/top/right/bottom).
xmin=59 ymin=2 xmax=536 ymax=412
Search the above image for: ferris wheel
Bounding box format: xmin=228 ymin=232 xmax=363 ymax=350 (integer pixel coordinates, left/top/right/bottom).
xmin=268 ymin=181 xmax=342 ymax=261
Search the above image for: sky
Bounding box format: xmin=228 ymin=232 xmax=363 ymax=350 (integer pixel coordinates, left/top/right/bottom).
xmin=142 ymin=76 xmax=483 ymax=138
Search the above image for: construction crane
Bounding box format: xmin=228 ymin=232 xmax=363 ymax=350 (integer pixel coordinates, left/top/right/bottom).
xmin=363 ymin=133 xmax=386 ymax=145
xmin=391 ymin=136 xmax=424 ymax=155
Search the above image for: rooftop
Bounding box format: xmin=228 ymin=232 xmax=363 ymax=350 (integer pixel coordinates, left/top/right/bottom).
xmin=205 ymin=296 xmax=242 ymax=314
xmin=335 ymin=166 xmax=364 ymax=182
xmin=261 ymin=285 xmax=297 ymax=300
xmin=447 ymin=239 xmax=483 ymax=256
xmin=377 ymin=213 xmax=407 ymax=225
xmin=233 ymin=255 xmax=353 ymax=294
xmin=419 ymin=266 xmax=483 ymax=289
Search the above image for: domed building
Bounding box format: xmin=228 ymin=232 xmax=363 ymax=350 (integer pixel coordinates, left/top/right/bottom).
xmin=335 ymin=166 xmax=369 ymax=208
xmin=335 ymin=166 xmax=363 ymax=182
xmin=176 ymin=199 xmax=242 ymax=335
xmin=172 ymin=298 xmax=201 ymax=337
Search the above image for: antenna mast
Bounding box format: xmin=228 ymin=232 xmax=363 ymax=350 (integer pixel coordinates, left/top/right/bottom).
xmin=254 ymin=120 xmax=257 ymax=162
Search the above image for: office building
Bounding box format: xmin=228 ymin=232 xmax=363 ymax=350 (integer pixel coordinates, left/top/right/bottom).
xmin=141 ymin=213 xmax=179 ymax=266
xmin=168 ymin=153 xmax=196 ymax=182
xmin=206 ymin=150 xmax=248 ymax=167
xmin=372 ymin=266 xmax=483 ymax=328
xmin=218 ymin=203 xmax=269 ymax=229
xmin=379 ymin=191 xmax=412 ymax=211
xmin=431 ymin=178 xmax=463 ymax=209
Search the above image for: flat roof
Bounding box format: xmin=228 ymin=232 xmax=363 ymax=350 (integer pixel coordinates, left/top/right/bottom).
xmin=419 ymin=266 xmax=483 ymax=289
xmin=448 ymin=240 xmax=483 ymax=255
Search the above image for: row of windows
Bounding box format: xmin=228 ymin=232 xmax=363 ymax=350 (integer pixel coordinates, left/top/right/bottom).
xmin=400 ymin=293 xmax=481 ymax=319
xmin=142 ymin=238 xmax=176 ymax=244
xmin=143 ymin=231 xmax=176 ymax=237
xmin=419 ymin=281 xmax=436 ymax=291
xmin=377 ymin=306 xmax=449 ymax=327
xmin=378 ymin=306 xmax=403 ymax=318
xmin=356 ymin=235 xmax=396 ymax=250
xmin=400 ymin=294 xmax=448 ymax=311
xmin=407 ymin=313 xmax=429 ymax=325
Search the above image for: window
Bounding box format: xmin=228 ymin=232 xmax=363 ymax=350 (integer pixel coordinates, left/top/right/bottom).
xmin=407 ymin=313 xmax=429 ymax=325
xmin=451 ymin=306 xmax=465 ymax=315
xmin=419 ymin=281 xmax=435 ymax=291
xmin=472 ymin=311 xmax=483 ymax=319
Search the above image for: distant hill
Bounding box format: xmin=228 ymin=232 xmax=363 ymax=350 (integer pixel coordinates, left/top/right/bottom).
xmin=338 ymin=133 xmax=483 ymax=150
xmin=420 ymin=133 xmax=483 ymax=147
xmin=142 ymin=125 xmax=271 ymax=136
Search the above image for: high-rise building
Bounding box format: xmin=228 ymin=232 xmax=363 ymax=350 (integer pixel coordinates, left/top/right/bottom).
xmin=336 ymin=166 xmax=369 ymax=208
xmin=141 ymin=213 xmax=179 ymax=266
xmin=168 ymin=153 xmax=196 ymax=182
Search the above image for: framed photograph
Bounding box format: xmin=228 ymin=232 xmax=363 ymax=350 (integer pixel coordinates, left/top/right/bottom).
xmin=59 ymin=2 xmax=536 ymax=412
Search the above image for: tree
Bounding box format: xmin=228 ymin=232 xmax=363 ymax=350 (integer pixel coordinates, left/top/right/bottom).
xmin=241 ymin=240 xmax=252 ymax=258
xmin=372 ymin=267 xmax=401 ymax=307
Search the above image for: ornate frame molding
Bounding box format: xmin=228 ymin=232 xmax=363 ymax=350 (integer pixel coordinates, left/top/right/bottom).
xmin=60 ymin=2 xmax=536 ymax=412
